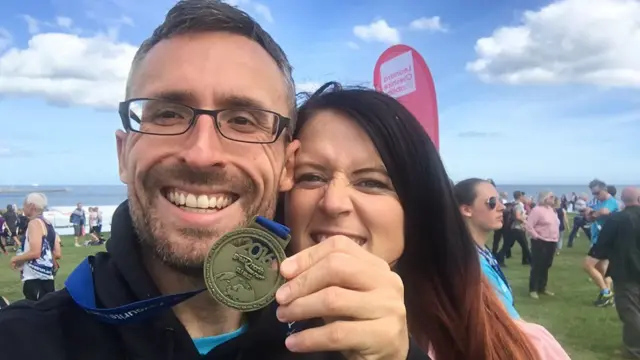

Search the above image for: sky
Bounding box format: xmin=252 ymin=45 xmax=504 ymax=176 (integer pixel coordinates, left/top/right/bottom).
xmin=0 ymin=0 xmax=639 ymax=186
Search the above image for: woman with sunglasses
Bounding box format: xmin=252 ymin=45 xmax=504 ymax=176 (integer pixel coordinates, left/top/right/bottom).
xmin=453 ymin=178 xmax=519 ymax=318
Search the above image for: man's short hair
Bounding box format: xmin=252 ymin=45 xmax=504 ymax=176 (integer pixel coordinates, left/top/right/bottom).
xmin=588 ymin=179 xmax=607 ymax=190
xmin=25 ymin=193 xmax=48 ymax=211
xmin=606 ymin=185 xmax=617 ymax=197
xmin=513 ymin=191 xmax=523 ymax=200
xmin=126 ymin=0 xmax=296 ymax=127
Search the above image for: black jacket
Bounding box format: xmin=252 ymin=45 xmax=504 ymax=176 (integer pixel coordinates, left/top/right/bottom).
xmin=0 ymin=201 xmax=430 ymax=360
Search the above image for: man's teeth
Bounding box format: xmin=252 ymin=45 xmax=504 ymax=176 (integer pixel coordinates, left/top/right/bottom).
xmin=167 ymin=191 xmax=234 ymax=211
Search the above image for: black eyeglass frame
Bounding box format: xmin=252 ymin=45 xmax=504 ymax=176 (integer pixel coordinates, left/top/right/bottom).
xmin=118 ymin=98 xmax=292 ymax=144
xmin=486 ymin=196 xmax=498 ymax=210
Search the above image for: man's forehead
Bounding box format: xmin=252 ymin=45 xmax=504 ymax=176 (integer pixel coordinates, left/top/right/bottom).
xmin=127 ymin=32 xmax=290 ymax=114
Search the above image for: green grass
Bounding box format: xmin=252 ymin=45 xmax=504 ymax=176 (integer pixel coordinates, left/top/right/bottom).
xmin=0 ymin=229 xmax=622 ymax=359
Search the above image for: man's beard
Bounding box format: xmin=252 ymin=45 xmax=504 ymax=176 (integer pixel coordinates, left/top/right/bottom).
xmin=128 ymin=162 xmax=278 ymax=279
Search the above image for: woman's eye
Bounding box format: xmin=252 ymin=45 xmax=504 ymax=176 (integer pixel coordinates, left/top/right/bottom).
xmin=295 ymin=174 xmax=325 ymax=184
xmin=355 ymin=179 xmax=388 ymax=189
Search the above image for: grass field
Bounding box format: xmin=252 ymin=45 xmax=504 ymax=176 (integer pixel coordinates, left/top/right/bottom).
xmin=0 ymin=229 xmax=623 ymax=359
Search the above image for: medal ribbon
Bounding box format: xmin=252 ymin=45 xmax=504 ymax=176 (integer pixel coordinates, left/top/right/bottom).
xmin=65 ymin=216 xmax=290 ymax=324
xmin=476 ymin=245 xmax=514 ymax=305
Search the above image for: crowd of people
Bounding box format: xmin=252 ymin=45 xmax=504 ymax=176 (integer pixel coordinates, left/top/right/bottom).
xmin=0 ymin=1 xmax=638 ymax=360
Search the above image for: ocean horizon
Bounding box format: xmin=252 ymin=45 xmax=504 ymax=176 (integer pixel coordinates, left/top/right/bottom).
xmin=1 ymin=183 xmax=638 ymax=207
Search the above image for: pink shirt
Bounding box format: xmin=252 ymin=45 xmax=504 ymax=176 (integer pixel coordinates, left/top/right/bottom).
xmin=525 ymin=205 xmax=560 ymax=242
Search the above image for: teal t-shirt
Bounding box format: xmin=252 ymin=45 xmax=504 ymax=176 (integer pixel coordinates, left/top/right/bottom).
xmin=193 ymin=324 xmax=248 ymax=355
xmin=591 ymin=197 xmax=619 ymax=244
xmin=479 ymin=255 xmax=520 ymax=319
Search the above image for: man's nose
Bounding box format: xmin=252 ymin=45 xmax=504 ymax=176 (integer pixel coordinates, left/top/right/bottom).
xmin=178 ymin=115 xmax=227 ymax=167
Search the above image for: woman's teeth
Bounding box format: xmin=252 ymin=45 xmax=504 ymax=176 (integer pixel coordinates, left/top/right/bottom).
xmin=313 ymin=233 xmax=367 ymax=246
xmin=166 ymin=190 xmax=235 ymax=212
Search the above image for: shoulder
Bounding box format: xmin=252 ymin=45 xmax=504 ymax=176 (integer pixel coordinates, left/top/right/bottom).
xmin=0 ymin=291 xmax=75 ymax=359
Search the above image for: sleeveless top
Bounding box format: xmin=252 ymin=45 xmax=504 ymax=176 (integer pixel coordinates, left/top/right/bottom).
xmin=556 ymin=208 xmax=565 ymax=231
xmin=21 ymin=217 xmax=57 ymax=282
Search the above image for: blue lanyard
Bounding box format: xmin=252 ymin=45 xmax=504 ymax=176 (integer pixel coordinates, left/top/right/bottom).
xmin=64 ymin=216 xmax=290 ymax=325
xmin=477 ymin=245 xmax=513 ymax=296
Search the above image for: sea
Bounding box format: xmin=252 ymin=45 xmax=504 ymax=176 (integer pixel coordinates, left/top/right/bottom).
xmin=1 ymin=184 xmax=637 ymax=207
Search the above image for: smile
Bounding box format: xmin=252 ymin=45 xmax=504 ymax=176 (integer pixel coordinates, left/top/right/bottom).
xmin=163 ymin=188 xmax=239 ymax=213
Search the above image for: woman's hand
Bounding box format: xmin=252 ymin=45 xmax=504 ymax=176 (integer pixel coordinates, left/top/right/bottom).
xmin=275 ymin=235 xmax=409 ymax=360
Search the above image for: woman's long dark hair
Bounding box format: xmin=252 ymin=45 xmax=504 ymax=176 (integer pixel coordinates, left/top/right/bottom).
xmin=291 ymin=82 xmax=539 ymax=360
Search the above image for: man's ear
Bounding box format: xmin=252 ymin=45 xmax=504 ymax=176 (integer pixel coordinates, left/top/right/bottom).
xmin=278 ymin=139 xmax=301 ymax=192
xmin=116 ymin=130 xmax=131 ymax=184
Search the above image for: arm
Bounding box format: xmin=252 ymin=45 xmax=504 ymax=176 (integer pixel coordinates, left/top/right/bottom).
xmin=11 ymin=220 xmax=44 ymax=264
xmin=53 ymin=234 xmax=62 ymax=260
xmin=524 ymin=208 xmax=542 ymax=239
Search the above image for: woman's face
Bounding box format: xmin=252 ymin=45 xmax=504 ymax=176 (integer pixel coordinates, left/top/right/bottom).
xmin=461 ymin=182 xmax=505 ymax=232
xmin=285 ymin=110 xmax=405 ymax=264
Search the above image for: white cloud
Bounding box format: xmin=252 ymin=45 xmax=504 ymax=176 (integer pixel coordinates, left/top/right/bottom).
xmin=467 ymin=0 xmax=640 ymax=88
xmin=409 ymin=16 xmax=446 ymax=32
xmin=353 ymin=19 xmax=401 ymax=45
xmin=56 ymin=16 xmax=73 ymax=29
xmin=0 ymin=28 xmax=11 ymax=52
xmin=22 ymin=15 xmax=40 ymax=34
xmin=346 ymin=41 xmax=360 ymax=50
xmin=224 ymin=0 xmax=274 ymax=23
xmin=0 ymin=32 xmax=136 ymax=109
xmin=296 ymin=82 xmax=322 ymax=93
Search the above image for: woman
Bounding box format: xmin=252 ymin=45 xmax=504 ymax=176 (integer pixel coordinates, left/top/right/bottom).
xmin=525 ymin=191 xmax=560 ymax=300
xmin=284 ymin=82 xmax=569 ymax=360
xmin=453 ymin=178 xmax=518 ymax=319
xmin=554 ymin=197 xmax=568 ymax=255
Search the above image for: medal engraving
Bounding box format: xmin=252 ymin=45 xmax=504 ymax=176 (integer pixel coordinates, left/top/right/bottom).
xmin=204 ymin=227 xmax=286 ymax=311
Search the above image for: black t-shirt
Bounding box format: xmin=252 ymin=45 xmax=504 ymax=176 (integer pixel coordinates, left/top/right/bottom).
xmin=17 ymin=215 xmax=29 ymax=234
xmin=592 ymin=205 xmax=640 ymax=283
xmin=3 ymin=211 xmax=17 ymax=232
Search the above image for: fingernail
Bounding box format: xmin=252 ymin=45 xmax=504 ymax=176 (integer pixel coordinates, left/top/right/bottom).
xmin=285 ymin=334 xmax=299 ymax=351
xmin=276 ymin=284 xmax=291 ymax=303
xmin=280 ymin=257 xmax=297 ymax=275
xmin=275 ymin=306 xmax=286 ymax=322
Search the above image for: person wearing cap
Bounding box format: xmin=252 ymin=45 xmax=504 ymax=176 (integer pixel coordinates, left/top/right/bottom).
xmin=9 ymin=193 xmax=61 ymax=301
xmin=0 ymin=1 xmax=424 ymax=360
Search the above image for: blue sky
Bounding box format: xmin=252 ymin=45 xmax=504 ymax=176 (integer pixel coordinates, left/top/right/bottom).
xmin=0 ymin=0 xmax=638 ymax=185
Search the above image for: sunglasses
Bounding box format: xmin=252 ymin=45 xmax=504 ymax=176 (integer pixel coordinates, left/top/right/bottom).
xmin=486 ymin=196 xmax=498 ymax=210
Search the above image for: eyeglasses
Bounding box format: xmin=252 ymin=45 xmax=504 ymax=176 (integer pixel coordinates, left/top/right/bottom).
xmin=118 ymin=98 xmax=292 ymax=144
xmin=486 ymin=196 xmax=498 ymax=210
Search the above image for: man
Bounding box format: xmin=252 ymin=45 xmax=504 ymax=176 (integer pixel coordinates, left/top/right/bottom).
xmin=10 ymin=193 xmax=62 ymax=301
xmin=567 ymin=193 xmax=592 ymax=247
xmin=590 ymin=187 xmax=640 ymax=358
xmin=69 ymin=202 xmax=86 ymax=247
xmin=583 ymin=179 xmax=619 ymax=307
xmin=0 ymin=2 xmax=424 ymax=360
xmin=3 ymin=204 xmax=20 ymax=249
xmin=497 ymin=191 xmax=532 ymax=266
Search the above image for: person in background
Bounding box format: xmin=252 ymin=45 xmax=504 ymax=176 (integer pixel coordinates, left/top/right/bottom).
xmin=590 ymin=187 xmax=640 ymax=359
xmin=454 ymin=178 xmax=518 ymax=318
xmin=525 ymin=191 xmax=560 ymax=300
xmin=497 ymin=191 xmax=532 ymax=266
xmin=560 ymin=194 xmax=568 ymax=211
xmin=0 ymin=214 xmax=9 ymax=254
xmin=584 ymin=179 xmax=619 ymax=307
xmin=9 ymin=193 xmax=62 ymax=301
xmin=16 ymin=211 xmax=29 ymax=247
xmin=69 ymin=202 xmax=85 ymax=247
xmin=568 ymin=193 xmax=592 ymax=247
xmin=554 ymin=197 xmax=569 ymax=255
xmin=3 ymin=204 xmax=20 ymax=250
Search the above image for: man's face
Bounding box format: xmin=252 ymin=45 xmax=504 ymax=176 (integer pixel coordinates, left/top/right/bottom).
xmin=77 ymin=203 xmax=82 ymax=210
xmin=117 ymin=32 xmax=299 ymax=276
xmin=590 ymin=186 xmax=607 ymax=201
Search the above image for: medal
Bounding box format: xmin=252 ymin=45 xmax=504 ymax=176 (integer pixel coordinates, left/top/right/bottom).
xmin=203 ymin=216 xmax=290 ymax=312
